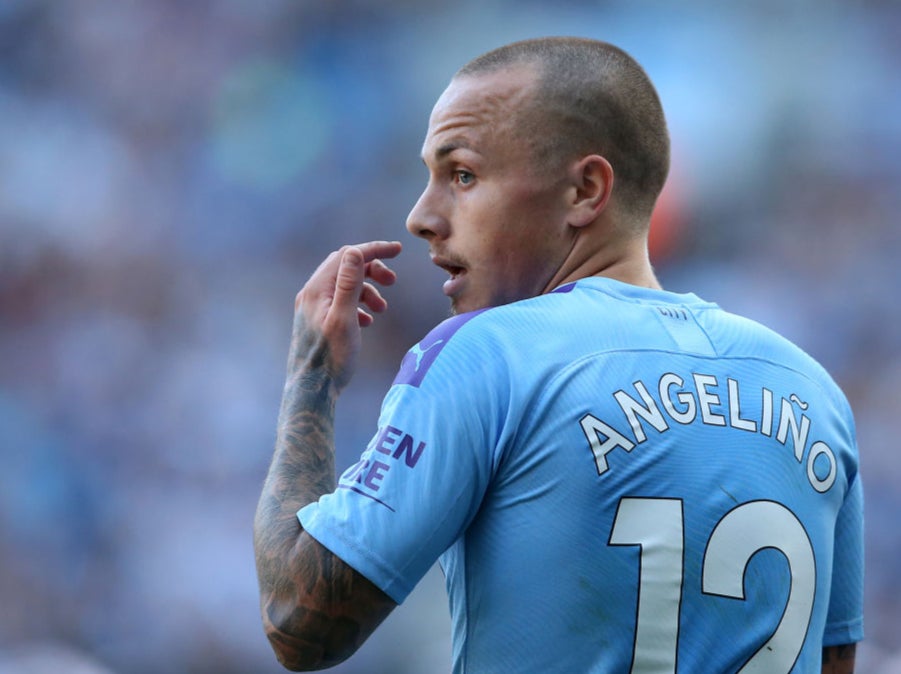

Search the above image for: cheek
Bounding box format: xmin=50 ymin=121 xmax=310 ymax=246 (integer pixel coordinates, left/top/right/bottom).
xmin=461 ymin=180 xmax=564 ymax=269
xmin=508 ymin=177 xmax=566 ymax=227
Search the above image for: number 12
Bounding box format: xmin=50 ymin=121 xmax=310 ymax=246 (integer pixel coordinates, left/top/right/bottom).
xmin=609 ymin=498 xmax=815 ymax=673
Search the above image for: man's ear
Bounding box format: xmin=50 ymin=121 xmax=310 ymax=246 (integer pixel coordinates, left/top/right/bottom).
xmin=567 ymin=154 xmax=613 ymax=228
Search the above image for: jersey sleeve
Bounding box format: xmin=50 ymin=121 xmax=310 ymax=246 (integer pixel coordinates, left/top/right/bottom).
xmin=297 ymin=310 xmax=507 ymax=603
xmin=822 ymin=469 xmax=865 ymax=646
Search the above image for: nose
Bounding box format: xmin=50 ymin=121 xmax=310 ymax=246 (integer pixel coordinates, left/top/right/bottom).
xmin=406 ymin=182 xmax=449 ymax=241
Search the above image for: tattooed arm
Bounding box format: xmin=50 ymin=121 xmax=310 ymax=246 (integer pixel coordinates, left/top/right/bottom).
xmin=822 ymin=643 xmax=856 ymax=674
xmin=254 ymin=242 xmax=402 ymax=671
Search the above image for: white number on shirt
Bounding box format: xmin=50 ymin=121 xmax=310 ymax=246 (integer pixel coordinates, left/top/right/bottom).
xmin=609 ymin=497 xmax=815 ymax=673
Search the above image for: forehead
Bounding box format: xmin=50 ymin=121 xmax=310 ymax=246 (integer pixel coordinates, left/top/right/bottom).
xmin=422 ymin=66 xmax=539 ymax=158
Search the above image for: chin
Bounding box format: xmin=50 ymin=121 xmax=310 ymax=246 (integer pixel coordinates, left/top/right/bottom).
xmin=449 ymin=298 xmax=472 ymax=316
xmin=450 ymin=295 xmax=494 ymax=316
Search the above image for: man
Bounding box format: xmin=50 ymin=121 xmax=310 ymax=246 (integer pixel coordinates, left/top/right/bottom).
xmin=254 ymin=37 xmax=864 ymax=672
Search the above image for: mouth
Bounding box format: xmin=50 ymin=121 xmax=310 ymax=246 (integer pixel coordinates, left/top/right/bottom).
xmin=430 ymin=254 xmax=468 ymax=296
xmin=431 ymin=254 xmax=466 ymax=277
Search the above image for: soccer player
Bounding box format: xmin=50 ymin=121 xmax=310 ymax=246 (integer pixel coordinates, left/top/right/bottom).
xmin=253 ymin=37 xmax=864 ymax=673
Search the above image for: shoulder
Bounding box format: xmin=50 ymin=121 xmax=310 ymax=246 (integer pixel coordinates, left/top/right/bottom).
xmin=391 ymin=307 xmax=495 ymax=388
xmin=390 ymin=282 xmax=647 ymax=390
xmin=390 ymin=295 xmax=570 ymax=394
xmin=702 ymin=304 xmax=853 ymax=412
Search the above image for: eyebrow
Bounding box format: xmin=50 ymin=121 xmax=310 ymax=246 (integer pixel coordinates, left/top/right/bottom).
xmin=433 ymin=140 xmax=472 ymax=161
xmin=419 ymin=139 xmax=478 ymax=167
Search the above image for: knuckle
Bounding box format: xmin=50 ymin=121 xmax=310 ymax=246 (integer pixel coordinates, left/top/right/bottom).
xmin=294 ymin=288 xmax=308 ymax=308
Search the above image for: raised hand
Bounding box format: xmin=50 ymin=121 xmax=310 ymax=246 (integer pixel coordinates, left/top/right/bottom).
xmin=288 ymin=241 xmax=402 ymax=393
xmin=256 ymin=240 xmax=404 ymax=669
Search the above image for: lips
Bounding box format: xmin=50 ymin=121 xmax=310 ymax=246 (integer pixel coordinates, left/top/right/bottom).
xmin=430 ymin=253 xmax=466 ymax=276
xmin=438 ymin=262 xmax=465 ymax=278
xmin=430 ymin=254 xmax=468 ymax=296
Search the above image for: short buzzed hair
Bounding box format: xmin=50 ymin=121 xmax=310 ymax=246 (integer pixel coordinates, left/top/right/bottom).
xmin=457 ymin=37 xmax=670 ymax=222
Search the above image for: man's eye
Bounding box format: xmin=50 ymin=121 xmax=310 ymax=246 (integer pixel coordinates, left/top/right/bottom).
xmin=454 ymin=170 xmax=474 ymax=185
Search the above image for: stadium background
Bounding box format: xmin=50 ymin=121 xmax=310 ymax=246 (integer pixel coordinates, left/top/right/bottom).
xmin=1 ymin=1 xmax=898 ymax=672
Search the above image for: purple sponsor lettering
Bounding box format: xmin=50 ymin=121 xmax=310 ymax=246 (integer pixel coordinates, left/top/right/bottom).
xmin=393 ymin=433 xmax=426 ymax=468
xmin=339 ymin=426 xmax=429 ymax=511
xmin=363 ymin=460 xmax=391 ymax=491
xmin=343 ymin=458 xmax=369 ymax=484
xmin=374 ymin=425 xmax=403 ymax=455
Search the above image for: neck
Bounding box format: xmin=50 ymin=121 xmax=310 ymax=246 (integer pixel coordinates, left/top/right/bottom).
xmin=543 ymin=229 xmax=661 ymax=293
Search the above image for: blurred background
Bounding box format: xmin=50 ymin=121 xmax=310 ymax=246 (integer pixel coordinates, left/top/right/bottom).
xmin=1 ymin=1 xmax=898 ymax=672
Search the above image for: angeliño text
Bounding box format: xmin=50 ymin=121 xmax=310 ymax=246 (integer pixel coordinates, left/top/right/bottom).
xmin=579 ymin=372 xmax=837 ymax=493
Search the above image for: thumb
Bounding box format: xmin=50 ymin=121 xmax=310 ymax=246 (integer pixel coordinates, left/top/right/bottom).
xmin=332 ymin=247 xmax=365 ymax=311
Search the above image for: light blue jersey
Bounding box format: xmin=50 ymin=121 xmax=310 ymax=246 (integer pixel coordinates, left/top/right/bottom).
xmin=299 ymin=277 xmax=864 ymax=673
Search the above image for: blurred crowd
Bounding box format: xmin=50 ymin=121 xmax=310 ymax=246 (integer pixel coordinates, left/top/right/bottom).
xmin=1 ymin=1 xmax=899 ymax=672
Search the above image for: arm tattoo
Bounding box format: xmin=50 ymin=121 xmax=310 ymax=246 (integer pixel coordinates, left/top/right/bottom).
xmin=253 ymin=323 xmax=394 ymax=669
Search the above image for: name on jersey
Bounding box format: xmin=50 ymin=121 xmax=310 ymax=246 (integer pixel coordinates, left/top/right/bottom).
xmin=339 ymin=425 xmax=426 ymax=506
xmin=579 ymin=372 xmax=838 ymax=493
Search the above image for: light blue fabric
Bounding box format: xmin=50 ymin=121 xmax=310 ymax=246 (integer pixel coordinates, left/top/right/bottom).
xmin=299 ymin=277 xmax=864 ymax=673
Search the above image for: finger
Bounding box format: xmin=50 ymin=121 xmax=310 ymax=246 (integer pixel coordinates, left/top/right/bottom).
xmin=365 ymin=258 xmax=397 ymax=287
xmin=359 ymin=282 xmax=387 ymax=314
xmin=352 ymin=240 xmax=403 ymax=265
xmin=357 ymin=307 xmax=374 ymax=328
xmin=331 ymin=247 xmax=366 ymax=314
